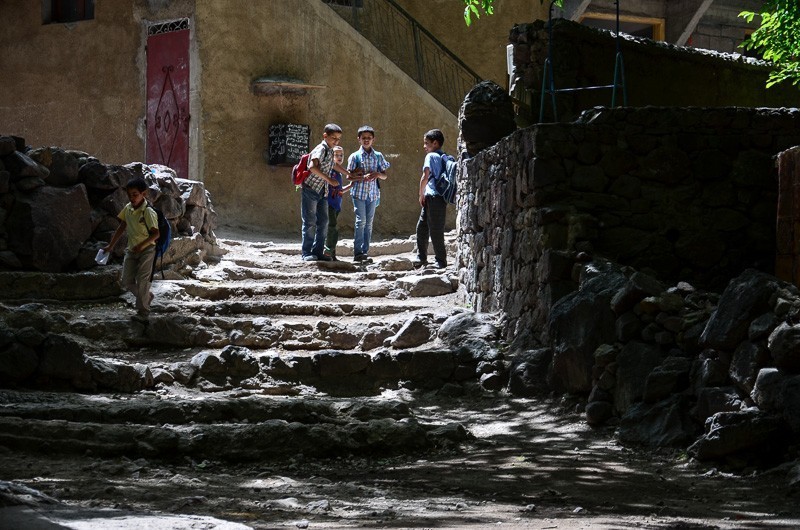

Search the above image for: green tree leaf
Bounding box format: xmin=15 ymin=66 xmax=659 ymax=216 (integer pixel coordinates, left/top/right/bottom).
xmin=463 ymin=0 xmax=562 ymax=26
xmin=739 ymin=0 xmax=800 ymax=87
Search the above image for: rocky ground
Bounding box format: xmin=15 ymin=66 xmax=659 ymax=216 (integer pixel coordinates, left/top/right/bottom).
xmin=1 ymin=228 xmax=800 ymax=529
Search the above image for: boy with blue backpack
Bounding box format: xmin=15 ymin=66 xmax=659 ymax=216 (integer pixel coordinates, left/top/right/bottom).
xmin=103 ymin=177 xmax=160 ymax=323
xmin=414 ymin=128 xmax=455 ymax=269
xmin=347 ymin=125 xmax=390 ymax=263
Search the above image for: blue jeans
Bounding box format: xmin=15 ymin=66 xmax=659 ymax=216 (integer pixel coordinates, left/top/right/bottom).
xmin=301 ymin=186 xmax=329 ymax=258
xmin=352 ymin=198 xmax=376 ymax=256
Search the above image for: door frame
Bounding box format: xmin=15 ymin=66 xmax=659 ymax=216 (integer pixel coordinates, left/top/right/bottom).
xmin=144 ymin=17 xmax=198 ymax=182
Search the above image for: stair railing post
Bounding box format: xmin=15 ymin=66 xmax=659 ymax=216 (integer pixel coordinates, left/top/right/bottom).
xmin=611 ymin=0 xmax=627 ymax=107
xmin=351 ymin=1 xmax=360 ymax=32
xmin=412 ymin=22 xmax=426 ymax=90
xmin=539 ymin=1 xmax=558 ymax=122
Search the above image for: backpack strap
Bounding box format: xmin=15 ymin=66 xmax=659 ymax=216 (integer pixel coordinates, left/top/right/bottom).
xmin=142 ymin=202 xmax=156 ymax=232
xmin=437 ymin=152 xmax=449 ymax=180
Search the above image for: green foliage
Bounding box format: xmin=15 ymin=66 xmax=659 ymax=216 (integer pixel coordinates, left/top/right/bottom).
xmin=463 ymin=0 xmax=563 ymax=26
xmin=740 ymin=0 xmax=800 ymax=87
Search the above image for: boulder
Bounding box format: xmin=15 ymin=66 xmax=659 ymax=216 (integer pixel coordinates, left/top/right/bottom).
xmin=694 ymin=386 xmax=743 ymax=422
xmin=385 ymin=315 xmax=432 ymax=349
xmin=458 ymin=80 xmax=516 ymax=157
xmin=507 ymin=348 xmax=553 ymax=397
xmin=614 ymin=341 xmax=663 ymax=413
xmin=781 ymin=375 xmax=800 ymax=434
xmin=617 ymin=395 xmax=696 ymax=447
xmin=548 ymin=271 xmax=621 ymax=393
xmin=642 ymin=356 xmax=691 ymax=403
xmin=768 ymin=322 xmax=800 ymax=373
xmin=28 ymin=147 xmax=79 ymax=187
xmin=700 ymin=270 xmax=785 ymax=351
xmin=750 ymin=368 xmax=783 ymax=411
xmin=396 ymin=274 xmax=454 ymax=297
xmin=6 ymin=185 xmax=92 ymax=272
xmin=729 ymin=340 xmax=770 ymax=393
xmin=688 ymin=410 xmax=788 ymax=460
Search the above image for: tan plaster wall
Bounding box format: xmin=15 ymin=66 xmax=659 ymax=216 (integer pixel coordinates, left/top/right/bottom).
xmin=395 ymin=0 xmax=548 ymax=88
xmin=0 ymin=1 xmax=144 ymax=163
xmin=194 ymin=0 xmax=458 ymax=236
xmin=1 ymin=0 xmax=460 ymax=237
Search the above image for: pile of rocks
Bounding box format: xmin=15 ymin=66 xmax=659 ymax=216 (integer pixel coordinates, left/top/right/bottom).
xmin=509 ymin=259 xmax=800 ymax=466
xmin=0 ymin=134 xmax=222 ymax=274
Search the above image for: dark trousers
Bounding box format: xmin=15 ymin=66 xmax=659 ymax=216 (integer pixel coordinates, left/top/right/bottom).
xmin=324 ymin=205 xmax=339 ymax=256
xmin=415 ymin=195 xmax=447 ymax=265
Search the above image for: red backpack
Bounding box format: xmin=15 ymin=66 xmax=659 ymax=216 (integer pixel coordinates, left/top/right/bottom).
xmin=291 ymin=153 xmax=312 ymax=186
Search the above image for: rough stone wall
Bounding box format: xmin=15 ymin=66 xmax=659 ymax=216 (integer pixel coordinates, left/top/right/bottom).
xmin=509 ymin=19 xmax=800 ymax=124
xmin=457 ymin=106 xmax=800 ymax=343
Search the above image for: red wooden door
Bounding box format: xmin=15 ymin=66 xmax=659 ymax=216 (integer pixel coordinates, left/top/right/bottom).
xmin=146 ymin=28 xmax=190 ymax=180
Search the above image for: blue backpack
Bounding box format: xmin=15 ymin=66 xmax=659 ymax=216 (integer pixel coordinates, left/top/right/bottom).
xmin=145 ymin=202 xmax=172 ymax=280
xmin=435 ymin=153 xmax=457 ymax=204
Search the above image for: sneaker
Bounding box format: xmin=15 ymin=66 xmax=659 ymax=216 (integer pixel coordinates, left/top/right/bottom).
xmin=302 ymin=255 xmax=318 ymax=262
xmin=435 ymin=262 xmax=447 ymax=269
xmin=354 ymin=253 xmax=368 ymax=262
xmin=317 ymin=254 xmax=333 ymax=262
xmin=412 ymin=258 xmax=428 ymax=268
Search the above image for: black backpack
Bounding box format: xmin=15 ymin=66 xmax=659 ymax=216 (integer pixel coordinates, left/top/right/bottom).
xmin=144 ymin=202 xmax=172 ymax=280
xmin=435 ymin=153 xmax=457 ymax=204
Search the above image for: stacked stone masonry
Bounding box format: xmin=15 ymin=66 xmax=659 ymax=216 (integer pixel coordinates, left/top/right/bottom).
xmin=509 ymin=19 xmax=800 ymax=124
xmin=457 ymin=107 xmax=800 ymax=343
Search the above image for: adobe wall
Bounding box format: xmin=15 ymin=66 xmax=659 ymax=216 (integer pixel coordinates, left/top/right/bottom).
xmin=193 ymin=0 xmax=458 ymax=237
xmin=457 ymin=107 xmax=800 ymax=342
xmin=397 ymin=0 xmax=548 ymax=89
xmin=0 ymin=1 xmax=460 ymax=238
xmin=509 ymin=19 xmax=800 ymax=124
xmin=0 ymin=0 xmax=164 ymax=164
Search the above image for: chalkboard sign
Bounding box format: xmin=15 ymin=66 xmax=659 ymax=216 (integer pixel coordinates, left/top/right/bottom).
xmin=267 ymin=123 xmax=310 ymax=166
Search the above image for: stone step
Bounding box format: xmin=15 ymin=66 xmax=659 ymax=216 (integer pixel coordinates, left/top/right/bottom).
xmin=0 ymin=391 xmax=468 ymax=461
xmin=0 ymin=390 xmax=412 ymax=424
xmin=176 ymin=278 xmax=398 ymax=300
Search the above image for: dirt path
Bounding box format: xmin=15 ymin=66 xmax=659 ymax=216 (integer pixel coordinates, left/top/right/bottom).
xmin=1 ymin=229 xmax=799 ymax=529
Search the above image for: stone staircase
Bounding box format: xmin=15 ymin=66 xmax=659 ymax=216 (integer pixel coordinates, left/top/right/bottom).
xmin=0 ymin=232 xmax=504 ymax=460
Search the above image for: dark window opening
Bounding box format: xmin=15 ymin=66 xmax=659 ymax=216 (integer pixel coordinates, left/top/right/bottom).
xmin=43 ymin=0 xmax=95 ymax=24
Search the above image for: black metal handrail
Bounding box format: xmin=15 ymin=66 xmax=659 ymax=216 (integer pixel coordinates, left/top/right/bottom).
xmin=321 ymin=0 xmax=483 ymax=115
